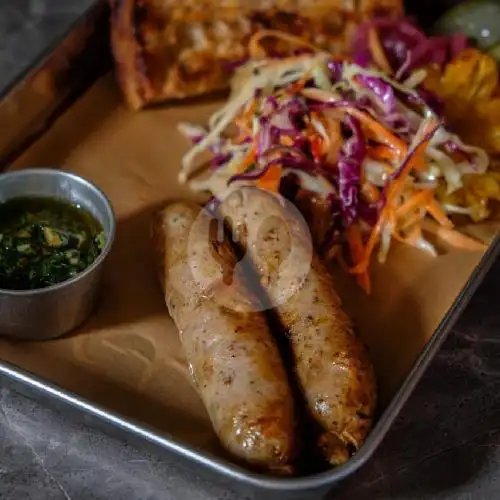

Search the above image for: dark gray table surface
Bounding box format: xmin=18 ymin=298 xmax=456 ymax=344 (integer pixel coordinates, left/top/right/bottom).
xmin=1 ymin=1 xmax=500 ymax=499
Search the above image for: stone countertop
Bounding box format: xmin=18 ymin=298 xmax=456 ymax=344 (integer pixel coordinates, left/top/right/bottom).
xmin=1 ymin=1 xmax=500 ymax=499
xmin=0 ymin=0 xmax=95 ymax=91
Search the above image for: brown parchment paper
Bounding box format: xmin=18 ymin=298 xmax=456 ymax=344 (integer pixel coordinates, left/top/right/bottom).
xmin=1 ymin=74 xmax=498 ymax=469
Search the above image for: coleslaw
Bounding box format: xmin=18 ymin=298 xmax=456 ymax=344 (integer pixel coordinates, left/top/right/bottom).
xmin=177 ymin=23 xmax=494 ymax=294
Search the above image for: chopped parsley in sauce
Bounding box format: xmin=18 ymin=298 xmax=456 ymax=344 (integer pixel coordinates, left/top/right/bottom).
xmin=0 ymin=197 xmax=105 ymax=290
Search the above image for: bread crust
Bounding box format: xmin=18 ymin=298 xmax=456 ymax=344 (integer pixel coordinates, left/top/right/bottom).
xmin=109 ymin=0 xmax=404 ymax=109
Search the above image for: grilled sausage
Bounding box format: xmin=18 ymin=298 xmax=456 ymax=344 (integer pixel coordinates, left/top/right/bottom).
xmin=218 ymin=187 xmax=377 ymax=465
xmin=152 ymin=201 xmax=295 ymax=471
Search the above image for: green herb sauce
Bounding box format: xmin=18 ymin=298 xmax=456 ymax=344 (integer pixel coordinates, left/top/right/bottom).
xmin=0 ymin=197 xmax=105 ymax=290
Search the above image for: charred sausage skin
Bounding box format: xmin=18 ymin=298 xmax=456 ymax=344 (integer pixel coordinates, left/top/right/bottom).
xmin=152 ymin=201 xmax=295 ymax=471
xmin=218 ymin=188 xmax=377 ymax=465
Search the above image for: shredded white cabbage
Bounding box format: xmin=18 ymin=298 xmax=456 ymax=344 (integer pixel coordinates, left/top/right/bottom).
xmin=431 ymin=127 xmax=489 ymax=174
xmin=342 ymin=63 xmax=436 ymax=116
xmin=179 ymin=55 xmax=329 ymax=184
xmin=310 ymin=117 xmax=329 ymax=142
xmin=363 ymin=159 xmax=389 ymax=187
xmin=414 ymin=236 xmax=438 ymax=257
xmin=443 ymin=204 xmax=473 ymax=215
xmin=378 ymin=220 xmax=394 ymax=263
xmin=402 ymin=69 xmax=428 ymax=89
xmin=311 ymin=63 xmax=333 ymax=91
xmin=177 ymin=51 xmax=492 ymax=275
xmin=282 ymin=169 xmax=334 ymax=195
xmin=178 ymin=122 xmax=207 ymax=141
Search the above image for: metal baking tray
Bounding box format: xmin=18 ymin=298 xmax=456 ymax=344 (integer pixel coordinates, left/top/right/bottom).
xmin=0 ymin=1 xmax=499 ymax=498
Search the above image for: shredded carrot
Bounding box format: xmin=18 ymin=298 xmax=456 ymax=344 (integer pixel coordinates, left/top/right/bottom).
xmin=368 ymin=144 xmax=400 ymax=162
xmin=420 ymin=218 xmax=487 ymax=251
xmin=309 ymin=112 xmax=330 ymax=155
xmin=435 ymin=227 xmax=487 ymax=252
xmin=233 ymin=133 xmax=249 ymax=144
xmin=350 ymin=119 xmax=439 ymax=274
xmin=301 ymin=94 xmax=406 ymax=156
xmin=322 ymin=117 xmax=343 ymax=164
xmin=426 ymin=199 xmax=454 ymax=229
xmin=367 ymin=28 xmax=392 ymax=75
xmin=385 ymin=120 xmax=438 ymax=204
xmin=249 ymin=30 xmax=323 ymax=59
xmin=257 ymin=163 xmax=282 ymax=192
xmin=310 ymin=134 xmax=324 ymax=162
xmin=235 ymin=98 xmax=256 ymax=132
xmin=280 ymin=136 xmax=295 ymax=147
xmin=349 ymin=202 xmax=399 ymax=274
xmin=243 ymin=98 xmax=256 ymax=120
xmin=234 ymin=124 xmax=253 ymax=142
xmin=396 ymin=190 xmax=433 ymax=218
xmin=392 ymin=224 xmax=422 ymax=245
xmin=398 ymin=210 xmax=426 ymax=232
xmin=234 ymin=108 xmax=253 ymax=139
xmin=346 ymin=108 xmax=407 ymax=156
xmin=308 ymin=113 xmax=340 ymax=160
xmin=235 ymin=145 xmax=257 ymax=173
xmin=346 ymin=223 xmax=371 ymax=294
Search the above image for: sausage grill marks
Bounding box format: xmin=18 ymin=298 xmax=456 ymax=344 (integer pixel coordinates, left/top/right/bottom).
xmin=152 ymin=201 xmax=296 ymax=473
xmin=153 ymin=193 xmax=376 ymax=470
xmin=218 ymin=188 xmax=377 ymax=466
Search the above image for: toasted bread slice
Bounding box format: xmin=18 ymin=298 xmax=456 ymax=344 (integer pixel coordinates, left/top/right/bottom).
xmin=109 ymin=0 xmax=403 ymax=109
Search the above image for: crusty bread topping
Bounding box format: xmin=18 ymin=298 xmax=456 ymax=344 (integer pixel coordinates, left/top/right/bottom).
xmin=110 ymin=0 xmax=403 ymax=109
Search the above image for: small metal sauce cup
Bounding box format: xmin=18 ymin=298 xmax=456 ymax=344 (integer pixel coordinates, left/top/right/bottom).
xmin=0 ymin=168 xmax=115 ymax=340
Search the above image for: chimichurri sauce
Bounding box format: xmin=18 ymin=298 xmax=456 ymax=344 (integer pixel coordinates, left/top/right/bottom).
xmin=0 ymin=197 xmax=105 ymax=290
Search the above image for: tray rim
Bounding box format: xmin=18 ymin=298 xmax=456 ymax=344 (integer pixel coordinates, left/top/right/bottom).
xmin=1 ymin=235 xmax=499 ymax=491
xmin=0 ymin=1 xmax=499 ymax=492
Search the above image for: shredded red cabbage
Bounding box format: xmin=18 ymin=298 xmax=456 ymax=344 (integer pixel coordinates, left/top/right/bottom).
xmin=338 ymin=115 xmax=366 ymax=226
xmin=344 ymin=87 xmax=411 ymax=134
xmin=357 ymin=198 xmax=381 ymax=226
xmin=181 ymin=126 xmax=206 ymax=145
xmin=392 ymin=85 xmax=443 ymax=119
xmin=228 ymin=148 xmax=324 ymax=187
xmin=327 ymin=60 xmax=343 ymax=82
xmin=227 ymin=163 xmax=273 ymax=185
xmin=383 ymin=112 xmax=411 ymax=135
xmin=357 ymin=75 xmax=397 ymax=114
xmin=278 ymin=155 xmax=320 ymax=173
xmin=263 ymin=95 xmax=279 ymax=112
xmin=211 ymin=153 xmax=233 ymax=170
xmin=261 ymin=145 xmax=310 ymax=163
xmin=389 ymin=125 xmax=440 ymax=184
xmin=192 ymin=135 xmax=204 ymax=145
xmin=352 ymin=17 xmax=469 ymax=79
xmin=227 ymin=153 xmax=318 ymax=186
xmin=258 ymin=124 xmax=282 ymax=154
xmin=449 ymin=33 xmax=468 ymax=59
xmin=257 ymin=98 xmax=308 ymax=155
xmin=415 ymin=86 xmax=444 ymax=116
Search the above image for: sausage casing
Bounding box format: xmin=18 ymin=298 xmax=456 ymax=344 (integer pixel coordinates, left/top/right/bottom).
xmin=218 ymin=188 xmax=377 ymax=465
xmin=152 ymin=201 xmax=295 ymax=471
